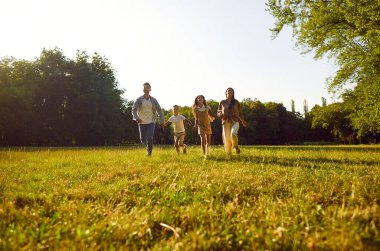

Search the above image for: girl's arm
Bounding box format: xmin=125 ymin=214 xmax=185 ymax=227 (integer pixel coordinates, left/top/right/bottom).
xmin=207 ymin=105 xmax=217 ymax=119
xmin=192 ymin=108 xmax=199 ymax=126
xmin=184 ymin=118 xmax=194 ymax=127
xmin=217 ymin=102 xmax=223 ymax=118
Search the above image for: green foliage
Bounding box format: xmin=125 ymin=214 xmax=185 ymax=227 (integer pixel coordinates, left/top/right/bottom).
xmin=311 ymin=102 xmax=355 ymax=143
xmin=240 ymin=98 xmax=316 ymax=144
xmin=0 ymin=146 xmax=379 ymax=250
xmin=0 ymin=48 xmax=132 ymax=146
xmin=266 ymin=0 xmax=380 ymax=137
xmin=343 ymin=76 xmax=380 ymax=139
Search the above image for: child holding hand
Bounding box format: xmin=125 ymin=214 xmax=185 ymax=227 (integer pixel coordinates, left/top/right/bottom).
xmin=164 ymin=105 xmax=192 ymax=154
xmin=192 ymin=95 xmax=216 ymax=155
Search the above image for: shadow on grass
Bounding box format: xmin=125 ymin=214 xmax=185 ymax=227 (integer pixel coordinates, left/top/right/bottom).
xmin=205 ymin=154 xmax=380 ymax=169
xmin=249 ymin=145 xmax=380 ymax=153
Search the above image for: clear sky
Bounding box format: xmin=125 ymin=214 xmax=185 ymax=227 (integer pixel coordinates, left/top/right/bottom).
xmin=0 ymin=0 xmax=337 ymax=113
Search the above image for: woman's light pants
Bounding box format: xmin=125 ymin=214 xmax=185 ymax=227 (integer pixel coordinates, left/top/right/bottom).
xmin=222 ymin=121 xmax=239 ymax=155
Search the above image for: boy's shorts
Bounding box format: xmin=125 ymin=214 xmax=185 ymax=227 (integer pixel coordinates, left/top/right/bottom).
xmin=174 ymin=131 xmax=185 ymax=145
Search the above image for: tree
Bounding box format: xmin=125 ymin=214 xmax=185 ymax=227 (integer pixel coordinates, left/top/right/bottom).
xmin=0 ymin=58 xmax=41 ymax=145
xmin=0 ymin=48 xmax=130 ymax=146
xmin=291 ymin=99 xmax=295 ymax=114
xmin=311 ymin=102 xmax=355 ymax=143
xmin=342 ymin=79 xmax=380 ymax=142
xmin=267 ymin=0 xmax=380 ymax=137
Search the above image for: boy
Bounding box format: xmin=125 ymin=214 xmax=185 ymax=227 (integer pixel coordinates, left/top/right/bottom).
xmin=164 ymin=105 xmax=192 ymax=154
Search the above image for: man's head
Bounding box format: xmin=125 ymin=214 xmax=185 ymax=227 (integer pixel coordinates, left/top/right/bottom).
xmin=172 ymin=105 xmax=179 ymax=116
xmin=143 ymin=82 xmax=151 ymax=95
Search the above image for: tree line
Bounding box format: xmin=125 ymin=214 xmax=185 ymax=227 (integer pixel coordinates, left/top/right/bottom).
xmin=267 ymin=0 xmax=380 ymax=143
xmin=0 ymin=48 xmax=378 ymax=146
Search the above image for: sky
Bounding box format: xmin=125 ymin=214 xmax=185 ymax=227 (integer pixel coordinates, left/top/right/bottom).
xmin=0 ymin=0 xmax=337 ymax=113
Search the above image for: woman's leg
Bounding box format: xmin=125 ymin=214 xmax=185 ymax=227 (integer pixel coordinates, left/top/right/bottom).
xmin=222 ymin=121 xmax=233 ymax=155
xmin=231 ymin=122 xmax=240 ymax=153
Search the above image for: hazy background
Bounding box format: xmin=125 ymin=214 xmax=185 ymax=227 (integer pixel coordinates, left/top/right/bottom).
xmin=0 ymin=0 xmax=337 ymax=112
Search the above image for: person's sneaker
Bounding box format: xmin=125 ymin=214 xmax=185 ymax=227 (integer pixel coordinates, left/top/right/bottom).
xmin=183 ymin=144 xmax=187 ymax=154
xmin=236 ymin=147 xmax=241 ymax=154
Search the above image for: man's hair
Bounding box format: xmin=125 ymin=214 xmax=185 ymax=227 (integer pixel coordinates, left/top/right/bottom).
xmin=143 ymin=82 xmax=151 ymax=87
xmin=173 ymin=105 xmax=179 ymax=109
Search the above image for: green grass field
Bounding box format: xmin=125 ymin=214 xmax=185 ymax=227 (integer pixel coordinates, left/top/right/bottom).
xmin=1 ymin=145 xmax=379 ymax=250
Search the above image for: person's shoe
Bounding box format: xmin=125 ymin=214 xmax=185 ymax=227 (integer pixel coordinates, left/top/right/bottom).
xmin=183 ymin=144 xmax=187 ymax=154
xmin=236 ymin=147 xmax=241 ymax=154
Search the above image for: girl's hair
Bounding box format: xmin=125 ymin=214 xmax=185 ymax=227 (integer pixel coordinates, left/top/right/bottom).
xmin=192 ymin=95 xmax=207 ymax=115
xmin=226 ymin=87 xmax=236 ymax=109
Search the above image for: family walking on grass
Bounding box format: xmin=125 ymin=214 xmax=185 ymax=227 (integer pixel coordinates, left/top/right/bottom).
xmin=132 ymin=82 xmax=247 ymax=157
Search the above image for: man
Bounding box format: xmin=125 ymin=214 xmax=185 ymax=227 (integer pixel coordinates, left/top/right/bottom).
xmin=132 ymin=82 xmax=164 ymax=156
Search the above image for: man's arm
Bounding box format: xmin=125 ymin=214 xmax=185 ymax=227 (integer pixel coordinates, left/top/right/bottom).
xmin=164 ymin=119 xmax=172 ymax=128
xmin=132 ymin=99 xmax=141 ymax=123
xmin=153 ymin=98 xmax=164 ymax=125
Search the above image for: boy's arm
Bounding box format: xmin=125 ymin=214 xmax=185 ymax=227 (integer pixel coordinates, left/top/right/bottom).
xmin=164 ymin=121 xmax=172 ymax=127
xmin=155 ymin=102 xmax=164 ymax=125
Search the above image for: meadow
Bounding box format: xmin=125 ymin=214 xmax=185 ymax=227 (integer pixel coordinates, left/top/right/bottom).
xmin=0 ymin=145 xmax=379 ymax=250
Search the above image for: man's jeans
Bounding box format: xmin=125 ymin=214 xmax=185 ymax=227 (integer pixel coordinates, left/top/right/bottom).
xmin=139 ymin=123 xmax=155 ymax=156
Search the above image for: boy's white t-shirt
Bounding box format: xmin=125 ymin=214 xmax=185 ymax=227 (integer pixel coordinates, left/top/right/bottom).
xmin=168 ymin=114 xmax=186 ymax=133
xmin=139 ymin=98 xmax=154 ymax=124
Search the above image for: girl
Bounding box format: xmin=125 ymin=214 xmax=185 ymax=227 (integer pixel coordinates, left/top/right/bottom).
xmin=192 ymin=95 xmax=216 ymax=155
xmin=217 ymin=87 xmax=247 ymax=156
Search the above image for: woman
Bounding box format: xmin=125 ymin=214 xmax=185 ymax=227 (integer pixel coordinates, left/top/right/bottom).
xmin=192 ymin=95 xmax=216 ymax=155
xmin=217 ymin=87 xmax=247 ymax=156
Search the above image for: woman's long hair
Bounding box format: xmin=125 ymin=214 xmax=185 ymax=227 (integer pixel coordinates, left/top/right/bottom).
xmin=226 ymin=87 xmax=236 ymax=109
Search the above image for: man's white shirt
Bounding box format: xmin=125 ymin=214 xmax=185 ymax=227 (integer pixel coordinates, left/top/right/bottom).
xmin=139 ymin=98 xmax=154 ymax=124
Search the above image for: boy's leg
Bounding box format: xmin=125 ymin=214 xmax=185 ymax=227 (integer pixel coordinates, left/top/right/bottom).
xmin=174 ymin=135 xmax=180 ymax=154
xmin=146 ymin=123 xmax=156 ymax=156
xmin=179 ymin=133 xmax=186 ymax=153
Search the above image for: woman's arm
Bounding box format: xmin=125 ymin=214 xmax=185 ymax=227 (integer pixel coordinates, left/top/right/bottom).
xmin=236 ymin=101 xmax=248 ymax=127
xmin=217 ymin=101 xmax=223 ymax=118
